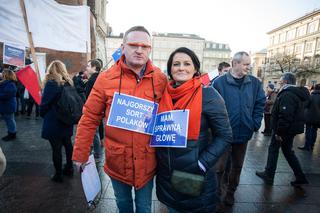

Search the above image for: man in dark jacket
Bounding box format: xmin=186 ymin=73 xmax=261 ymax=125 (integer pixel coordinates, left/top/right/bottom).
xmin=256 ymin=73 xmax=310 ymax=186
xmin=299 ymin=83 xmax=320 ymax=151
xmin=85 ymin=59 xmax=103 ymax=160
xmin=213 ymin=52 xmax=265 ymax=207
xmin=72 ymin=71 xmax=86 ymax=102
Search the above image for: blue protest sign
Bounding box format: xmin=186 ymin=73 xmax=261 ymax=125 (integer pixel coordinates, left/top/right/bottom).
xmin=112 ymin=47 xmax=122 ymax=62
xmin=150 ymin=110 xmax=189 ymax=148
xmin=107 ymin=92 xmax=158 ymax=135
xmin=3 ymin=43 xmax=25 ymax=67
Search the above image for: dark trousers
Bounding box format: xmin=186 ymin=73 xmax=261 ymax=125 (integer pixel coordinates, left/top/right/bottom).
xmin=305 ymin=124 xmax=318 ymax=149
xmin=27 ymin=98 xmax=39 ymax=116
xmin=215 ymin=142 xmax=248 ymax=196
xmin=20 ymin=97 xmax=27 ymax=114
xmin=49 ymin=137 xmax=73 ymax=175
xmin=263 ymin=113 xmax=272 ymax=134
xmin=265 ymin=133 xmax=305 ymax=179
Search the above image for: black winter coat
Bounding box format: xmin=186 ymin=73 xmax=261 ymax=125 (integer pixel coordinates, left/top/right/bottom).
xmin=85 ymin=72 xmax=99 ymax=98
xmin=271 ymin=85 xmax=310 ymax=136
xmin=156 ymin=86 xmax=232 ymax=213
xmin=304 ymin=90 xmax=320 ymax=127
xmin=40 ymin=80 xmax=73 ymax=140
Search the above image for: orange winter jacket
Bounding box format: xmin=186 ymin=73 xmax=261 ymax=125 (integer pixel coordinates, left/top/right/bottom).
xmin=72 ymin=56 xmax=167 ymax=189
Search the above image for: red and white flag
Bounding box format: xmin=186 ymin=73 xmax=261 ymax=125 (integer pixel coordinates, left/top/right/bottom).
xmin=16 ymin=66 xmax=41 ymax=105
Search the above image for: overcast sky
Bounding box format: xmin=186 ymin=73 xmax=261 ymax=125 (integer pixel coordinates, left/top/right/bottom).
xmin=106 ymin=0 xmax=320 ymax=54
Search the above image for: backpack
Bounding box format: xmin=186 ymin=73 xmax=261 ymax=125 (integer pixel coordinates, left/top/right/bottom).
xmin=54 ymin=84 xmax=84 ymax=125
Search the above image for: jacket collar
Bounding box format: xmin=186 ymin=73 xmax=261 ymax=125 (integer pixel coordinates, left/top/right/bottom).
xmin=118 ymin=55 xmax=154 ymax=78
xmin=226 ymin=71 xmax=251 ymax=85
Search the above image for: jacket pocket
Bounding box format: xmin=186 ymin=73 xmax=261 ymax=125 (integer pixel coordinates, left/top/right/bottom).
xmin=106 ymin=142 xmax=126 ymax=176
xmin=144 ymin=145 xmax=156 ymax=175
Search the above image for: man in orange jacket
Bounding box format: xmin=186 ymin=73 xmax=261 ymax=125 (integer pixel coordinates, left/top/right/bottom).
xmin=72 ymin=26 xmax=167 ymax=213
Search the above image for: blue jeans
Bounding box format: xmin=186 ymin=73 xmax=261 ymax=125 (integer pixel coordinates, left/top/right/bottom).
xmin=265 ymin=133 xmax=305 ymax=179
xmin=111 ymin=177 xmax=153 ymax=213
xmin=305 ymin=124 xmax=318 ymax=149
xmin=1 ymin=113 xmax=16 ymax=133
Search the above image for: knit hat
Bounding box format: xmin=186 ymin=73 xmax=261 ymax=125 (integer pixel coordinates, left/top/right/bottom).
xmin=268 ymin=83 xmax=275 ymax=90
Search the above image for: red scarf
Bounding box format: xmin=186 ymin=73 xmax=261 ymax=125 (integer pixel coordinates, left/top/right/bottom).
xmin=158 ymin=77 xmax=202 ymax=140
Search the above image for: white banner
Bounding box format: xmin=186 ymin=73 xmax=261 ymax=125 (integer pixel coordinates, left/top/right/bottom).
xmin=0 ymin=0 xmax=29 ymax=47
xmin=0 ymin=0 xmax=90 ymax=53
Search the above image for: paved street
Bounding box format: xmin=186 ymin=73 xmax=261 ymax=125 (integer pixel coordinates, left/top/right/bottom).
xmin=0 ymin=115 xmax=320 ymax=213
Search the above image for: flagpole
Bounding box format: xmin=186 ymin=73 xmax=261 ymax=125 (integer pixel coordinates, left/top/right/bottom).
xmin=19 ymin=0 xmax=42 ymax=89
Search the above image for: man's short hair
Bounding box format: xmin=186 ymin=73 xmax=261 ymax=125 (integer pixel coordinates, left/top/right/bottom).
xmin=123 ymin=26 xmax=150 ymax=43
xmin=282 ymin=72 xmax=296 ymax=85
xmin=218 ymin=62 xmax=230 ymax=71
xmin=232 ymin=51 xmax=249 ymax=65
xmin=314 ymin=83 xmax=320 ymax=90
xmin=89 ymin=59 xmax=102 ymax=72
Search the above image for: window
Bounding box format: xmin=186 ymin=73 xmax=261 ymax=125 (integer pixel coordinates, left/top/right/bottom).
xmin=285 ymin=46 xmax=294 ymax=55
xmin=315 ymin=56 xmax=320 ymax=65
xmin=307 ymin=21 xmax=318 ymax=34
xmin=316 ymin=40 xmax=320 ymax=50
xmin=297 ymin=25 xmax=307 ymax=37
xmin=279 ymin=33 xmax=286 ymax=43
xmin=295 ymin=44 xmax=302 ymax=54
xmin=305 ymin=42 xmax=313 ymax=53
xmin=269 ymin=36 xmax=274 ymax=45
xmin=273 ymin=35 xmax=279 ymax=44
xmin=286 ymin=29 xmax=296 ymax=41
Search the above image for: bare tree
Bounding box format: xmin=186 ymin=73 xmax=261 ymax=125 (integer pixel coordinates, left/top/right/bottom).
xmin=267 ymin=53 xmax=320 ymax=78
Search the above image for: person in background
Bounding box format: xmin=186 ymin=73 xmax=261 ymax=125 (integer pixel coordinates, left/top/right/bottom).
xmin=72 ymin=71 xmax=86 ymax=102
xmin=40 ymin=60 xmax=74 ymax=183
xmin=256 ymin=73 xmax=310 ymax=186
xmin=72 ymin=26 xmax=167 ymax=213
xmin=15 ymin=79 xmax=25 ymax=116
xmin=96 ymin=59 xmax=105 ymax=141
xmin=26 ymin=95 xmax=40 ymax=118
xmin=299 ymin=83 xmax=320 ymax=151
xmin=155 ymin=47 xmax=232 ymax=213
xmin=213 ymin=52 xmax=265 ymax=208
xmin=0 ymin=69 xmax=18 ymax=141
xmin=217 ymin=62 xmax=231 ymax=76
xmin=262 ymin=83 xmax=277 ymax=136
xmin=84 ymin=59 xmax=103 ymax=161
xmin=210 ymin=62 xmax=231 ymax=85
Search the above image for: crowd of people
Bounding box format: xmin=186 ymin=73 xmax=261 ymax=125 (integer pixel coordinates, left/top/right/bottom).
xmin=0 ymin=25 xmax=319 ymax=212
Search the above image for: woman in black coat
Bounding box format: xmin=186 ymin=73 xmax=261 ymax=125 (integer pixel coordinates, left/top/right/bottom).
xmin=40 ymin=60 xmax=74 ymax=182
xmin=155 ymin=47 xmax=232 ymax=213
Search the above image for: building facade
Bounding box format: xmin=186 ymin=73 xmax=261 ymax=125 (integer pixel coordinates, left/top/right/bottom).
xmin=105 ymin=32 xmax=231 ymax=75
xmin=151 ymin=33 xmax=205 ymax=74
xmin=105 ymin=35 xmax=123 ymax=69
xmin=265 ymin=9 xmax=320 ymax=87
xmin=203 ymin=41 xmax=231 ymax=73
xmin=251 ymin=49 xmax=267 ymax=81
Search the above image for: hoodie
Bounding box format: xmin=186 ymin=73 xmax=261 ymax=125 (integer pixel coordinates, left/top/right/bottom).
xmin=271 ymin=85 xmax=310 ymax=136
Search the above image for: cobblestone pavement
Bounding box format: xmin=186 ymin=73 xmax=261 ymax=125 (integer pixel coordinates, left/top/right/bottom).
xmin=0 ymin=115 xmax=320 ymax=213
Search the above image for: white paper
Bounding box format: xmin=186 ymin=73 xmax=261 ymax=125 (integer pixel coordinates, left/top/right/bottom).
xmin=81 ymin=154 xmax=101 ymax=206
